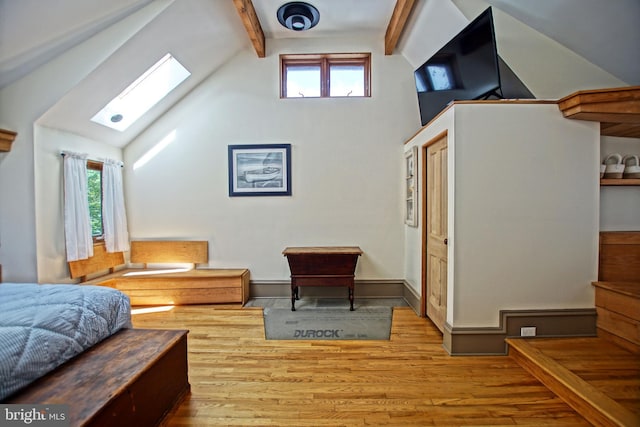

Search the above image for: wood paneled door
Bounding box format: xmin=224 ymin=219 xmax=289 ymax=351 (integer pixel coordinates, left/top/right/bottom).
xmin=423 ymin=133 xmax=448 ymax=332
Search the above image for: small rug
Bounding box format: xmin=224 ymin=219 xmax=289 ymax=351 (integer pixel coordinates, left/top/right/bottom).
xmin=263 ymin=307 xmax=392 ymax=340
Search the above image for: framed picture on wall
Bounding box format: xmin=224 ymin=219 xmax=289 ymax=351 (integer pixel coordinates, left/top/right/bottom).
xmin=405 ymin=146 xmax=418 ymax=226
xmin=228 ymin=144 xmax=292 ymax=197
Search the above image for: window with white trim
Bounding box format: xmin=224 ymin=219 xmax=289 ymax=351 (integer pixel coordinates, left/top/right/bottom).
xmin=87 ymin=161 xmax=103 ymax=240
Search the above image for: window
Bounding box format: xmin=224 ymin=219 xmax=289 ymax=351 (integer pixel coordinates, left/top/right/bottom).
xmin=91 ymin=53 xmax=191 ymax=131
xmin=414 ymin=54 xmax=459 ymax=92
xmin=281 ymin=53 xmax=370 ymax=98
xmin=426 ymin=64 xmax=455 ymax=91
xmin=87 ymin=161 xmax=103 ymax=240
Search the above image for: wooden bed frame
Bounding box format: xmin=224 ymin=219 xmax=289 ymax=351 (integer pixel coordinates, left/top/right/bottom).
xmin=68 ymin=240 xmax=250 ymax=306
xmin=5 ymin=328 xmax=190 ymax=426
xmin=2 ymin=241 xmax=236 ymax=424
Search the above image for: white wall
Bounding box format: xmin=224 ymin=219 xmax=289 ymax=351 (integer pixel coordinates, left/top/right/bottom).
xmin=404 ymin=102 xmax=600 ymax=327
xmin=600 ymin=136 xmax=640 ymax=231
xmin=483 ymin=3 xmax=625 ymax=98
xmin=34 ymin=126 xmax=123 ymax=283
xmin=0 ymin=1 xmax=170 ymax=282
xmin=397 ymin=0 xmax=469 ymax=69
xmin=123 ymin=36 xmax=419 ymax=282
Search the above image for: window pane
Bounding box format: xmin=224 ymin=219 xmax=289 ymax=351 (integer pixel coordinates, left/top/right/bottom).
xmin=427 ymin=64 xmax=455 ymax=90
xmin=87 ymin=168 xmax=103 ymax=237
xmin=329 ymin=64 xmax=364 ymax=97
xmin=286 ymin=65 xmax=321 ymax=97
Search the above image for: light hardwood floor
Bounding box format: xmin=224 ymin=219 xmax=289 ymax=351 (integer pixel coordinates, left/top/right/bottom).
xmin=132 ymin=304 xmax=592 ymax=426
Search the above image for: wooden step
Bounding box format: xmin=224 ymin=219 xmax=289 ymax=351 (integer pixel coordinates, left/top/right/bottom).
xmin=6 ymin=328 xmax=190 ymax=426
xmin=506 ymin=337 xmax=640 ymax=427
xmin=592 ymin=281 xmax=640 ymax=354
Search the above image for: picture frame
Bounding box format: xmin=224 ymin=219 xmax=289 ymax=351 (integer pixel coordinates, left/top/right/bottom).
xmin=405 ymin=146 xmax=418 ymax=226
xmin=228 ymin=144 xmax=292 ymax=197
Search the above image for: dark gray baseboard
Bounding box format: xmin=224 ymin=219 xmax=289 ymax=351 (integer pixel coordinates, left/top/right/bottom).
xmin=251 ymin=280 xmax=423 ymax=315
xmin=250 ymin=281 xmax=596 ymax=356
xmin=250 ymin=279 xmax=410 ymax=299
xmin=443 ymin=309 xmax=598 ymax=356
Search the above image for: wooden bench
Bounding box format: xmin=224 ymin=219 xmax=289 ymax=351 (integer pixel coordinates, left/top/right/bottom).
xmin=68 ymin=241 xmax=250 ymax=306
xmin=592 ymin=231 xmax=640 ymax=354
xmin=6 ymin=328 xmax=189 ymax=426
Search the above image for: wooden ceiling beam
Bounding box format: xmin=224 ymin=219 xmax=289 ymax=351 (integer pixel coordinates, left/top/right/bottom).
xmin=233 ymin=0 xmax=265 ymax=58
xmin=384 ymin=0 xmax=417 ymax=55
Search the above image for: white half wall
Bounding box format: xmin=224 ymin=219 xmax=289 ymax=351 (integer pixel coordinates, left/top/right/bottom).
xmin=404 ymin=102 xmax=600 ymax=327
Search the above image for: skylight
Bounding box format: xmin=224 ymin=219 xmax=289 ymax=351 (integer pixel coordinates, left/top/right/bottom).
xmin=91 ymin=53 xmax=190 ymax=131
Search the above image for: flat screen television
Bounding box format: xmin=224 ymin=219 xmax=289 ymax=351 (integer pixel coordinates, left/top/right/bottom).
xmin=414 ymin=7 xmax=501 ymax=126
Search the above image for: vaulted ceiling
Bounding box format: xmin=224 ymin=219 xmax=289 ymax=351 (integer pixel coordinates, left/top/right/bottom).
xmin=1 ymin=0 xmax=638 ymax=147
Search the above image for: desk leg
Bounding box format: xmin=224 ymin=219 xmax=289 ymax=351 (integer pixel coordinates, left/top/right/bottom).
xmin=291 ymin=281 xmax=299 ymax=311
xmin=348 ymin=285 xmax=354 ymax=311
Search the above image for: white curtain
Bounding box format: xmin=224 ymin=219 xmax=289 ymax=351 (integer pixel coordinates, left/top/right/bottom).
xmin=63 ymin=152 xmax=93 ymax=261
xmin=102 ymin=159 xmax=130 ymax=253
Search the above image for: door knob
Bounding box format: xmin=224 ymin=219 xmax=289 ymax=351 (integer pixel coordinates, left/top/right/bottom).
xmin=444 ymin=238 xmax=448 ymax=245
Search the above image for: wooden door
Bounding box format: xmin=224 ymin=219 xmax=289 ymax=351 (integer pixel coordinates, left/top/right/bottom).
xmin=424 ymin=135 xmax=448 ymax=332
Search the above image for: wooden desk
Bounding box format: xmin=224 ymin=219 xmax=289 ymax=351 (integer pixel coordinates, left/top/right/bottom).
xmin=283 ymin=246 xmax=363 ymax=311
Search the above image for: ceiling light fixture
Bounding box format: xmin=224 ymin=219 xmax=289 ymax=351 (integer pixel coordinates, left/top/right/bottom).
xmin=277 ymin=2 xmax=319 ymax=31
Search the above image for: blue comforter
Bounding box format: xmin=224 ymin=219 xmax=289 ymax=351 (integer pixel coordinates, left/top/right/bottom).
xmin=0 ymin=283 xmax=131 ymax=400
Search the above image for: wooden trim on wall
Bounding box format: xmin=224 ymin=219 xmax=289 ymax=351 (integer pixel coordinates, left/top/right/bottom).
xmin=443 ymin=309 xmax=597 ymax=355
xmin=129 ymin=240 xmax=208 ymax=265
xmin=0 ymin=128 xmax=17 ymax=152
xmin=557 ymin=86 xmax=640 ymax=138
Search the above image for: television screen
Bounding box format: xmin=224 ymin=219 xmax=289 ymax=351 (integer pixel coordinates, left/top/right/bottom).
xmin=414 ymin=7 xmax=501 ymax=126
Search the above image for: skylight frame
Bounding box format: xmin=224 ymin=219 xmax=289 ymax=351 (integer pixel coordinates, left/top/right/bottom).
xmin=91 ymin=53 xmax=190 ymax=131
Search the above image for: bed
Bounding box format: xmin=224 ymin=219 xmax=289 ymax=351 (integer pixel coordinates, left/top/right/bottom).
xmin=0 ymin=282 xmax=131 ymax=400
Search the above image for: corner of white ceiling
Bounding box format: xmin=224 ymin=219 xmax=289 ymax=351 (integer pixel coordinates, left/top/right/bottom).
xmin=0 ymin=0 xmax=174 ymax=90
xmin=32 ymin=0 xmax=177 ymax=140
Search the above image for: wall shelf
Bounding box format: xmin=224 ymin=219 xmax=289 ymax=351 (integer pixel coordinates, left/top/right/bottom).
xmin=601 ymin=179 xmax=640 ymax=186
xmin=0 ymin=129 xmax=17 ymax=152
xmin=557 ymin=86 xmax=640 ymax=138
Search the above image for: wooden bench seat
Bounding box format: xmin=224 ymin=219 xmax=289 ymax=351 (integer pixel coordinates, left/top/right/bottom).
xmin=68 ymin=241 xmax=250 ymax=306
xmin=86 ymin=267 xmax=250 ymax=306
xmin=6 ymin=328 xmax=190 ymax=426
